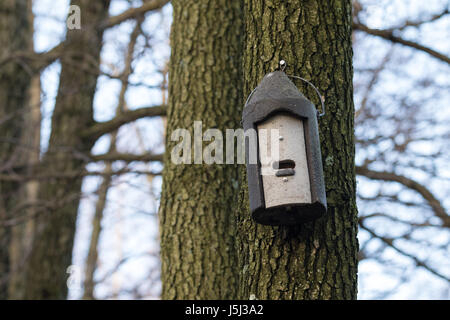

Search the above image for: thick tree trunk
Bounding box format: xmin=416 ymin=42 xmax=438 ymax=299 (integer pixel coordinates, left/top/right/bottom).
xmin=236 ymin=0 xmax=358 ymax=299
xmin=23 ymin=0 xmax=111 ymax=299
xmin=0 ymin=0 xmax=33 ymax=299
xmin=159 ymin=0 xmax=244 ymax=299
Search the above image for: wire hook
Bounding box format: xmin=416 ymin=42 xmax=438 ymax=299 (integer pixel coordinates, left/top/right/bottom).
xmin=287 ymin=74 xmax=325 ymax=118
xmin=244 ymin=61 xmax=326 ymax=119
xmin=281 ymin=60 xmax=325 ymax=118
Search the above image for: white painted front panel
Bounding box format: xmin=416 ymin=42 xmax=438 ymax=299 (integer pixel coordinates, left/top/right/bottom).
xmin=257 ymin=114 xmax=312 ymax=208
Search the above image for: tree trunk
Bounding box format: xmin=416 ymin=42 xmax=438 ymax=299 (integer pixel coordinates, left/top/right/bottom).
xmin=82 ymin=167 xmax=111 ymax=300
xmin=23 ymin=0 xmax=111 ymax=299
xmin=159 ymin=0 xmax=244 ymax=299
xmin=0 ymin=0 xmax=33 ymax=299
xmin=236 ymin=0 xmax=358 ymax=299
xmin=8 ymin=74 xmax=41 ymax=299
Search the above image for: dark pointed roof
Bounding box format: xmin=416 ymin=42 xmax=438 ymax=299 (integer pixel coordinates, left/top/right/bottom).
xmin=246 ymin=71 xmax=307 ymax=107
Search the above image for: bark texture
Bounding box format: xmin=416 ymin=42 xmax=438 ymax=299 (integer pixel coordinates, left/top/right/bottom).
xmin=236 ymin=0 xmax=358 ymax=299
xmin=159 ymin=0 xmax=243 ymax=299
xmin=23 ymin=0 xmax=111 ymax=299
xmin=0 ymin=0 xmax=33 ymax=299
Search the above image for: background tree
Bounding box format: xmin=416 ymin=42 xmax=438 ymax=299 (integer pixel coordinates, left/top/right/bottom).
xmin=0 ymin=0 xmax=34 ymax=299
xmin=1 ymin=0 xmax=169 ymax=299
xmin=158 ymin=0 xmax=243 ymax=299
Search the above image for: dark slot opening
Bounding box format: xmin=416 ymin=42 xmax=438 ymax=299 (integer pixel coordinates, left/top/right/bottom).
xmin=273 ymin=159 xmax=296 ymax=170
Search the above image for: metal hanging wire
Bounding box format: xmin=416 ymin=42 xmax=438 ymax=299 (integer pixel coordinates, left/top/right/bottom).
xmin=280 ymin=60 xmax=326 ymax=118
xmin=244 ymin=60 xmax=326 ymax=118
xmin=287 ymin=74 xmax=326 ymax=118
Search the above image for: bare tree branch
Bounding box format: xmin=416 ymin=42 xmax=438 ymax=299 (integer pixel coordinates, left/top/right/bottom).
xmin=90 ymin=152 xmax=164 ymax=163
xmin=353 ymin=22 xmax=450 ymax=65
xmin=102 ymin=0 xmax=170 ymax=29
xmin=33 ymin=42 xmax=66 ymax=70
xmin=359 ymin=212 xmax=441 ymax=228
xmin=0 ymin=41 xmax=67 ymax=73
xmin=360 ymin=222 xmax=450 ymax=282
xmin=1 ymin=0 xmax=170 ymax=72
xmin=356 ymin=166 xmax=449 ymax=228
xmin=82 ymin=105 xmax=167 ymax=141
xmin=0 ymin=168 xmax=162 ymax=182
xmin=94 ymin=252 xmax=155 ymax=285
xmin=385 ymin=8 xmax=449 ymax=31
xmin=356 ymin=46 xmax=394 ymax=119
xmin=83 ymin=18 xmax=148 ymax=299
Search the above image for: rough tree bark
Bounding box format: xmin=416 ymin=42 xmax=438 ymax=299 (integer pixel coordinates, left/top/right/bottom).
xmin=159 ymin=0 xmax=244 ymax=299
xmin=236 ymin=0 xmax=358 ymax=299
xmin=23 ymin=0 xmax=111 ymax=299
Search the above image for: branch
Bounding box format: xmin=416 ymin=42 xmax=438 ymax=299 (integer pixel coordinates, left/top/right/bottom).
xmin=0 ymin=42 xmax=65 ymax=72
xmin=356 ymin=166 xmax=449 ymax=228
xmin=0 ymin=168 xmax=161 ymax=182
xmin=353 ymin=22 xmax=450 ymax=65
xmin=355 ymin=46 xmax=394 ymax=119
xmin=33 ymin=42 xmax=66 ymax=70
xmin=359 ymin=212 xmax=440 ymax=228
xmin=386 ymin=9 xmax=449 ymax=31
xmin=102 ymin=0 xmax=170 ymax=29
xmin=2 ymin=0 xmax=170 ymax=71
xmin=360 ymin=222 xmax=450 ymax=282
xmin=95 ymin=252 xmax=154 ymax=285
xmin=82 ymin=105 xmax=167 ymax=141
xmin=90 ymin=152 xmax=164 ymax=163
